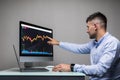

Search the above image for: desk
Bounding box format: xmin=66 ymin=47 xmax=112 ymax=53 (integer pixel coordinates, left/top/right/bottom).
xmin=0 ymin=67 xmax=85 ymax=80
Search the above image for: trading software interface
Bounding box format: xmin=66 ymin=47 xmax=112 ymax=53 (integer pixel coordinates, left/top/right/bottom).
xmin=20 ymin=23 xmax=53 ymax=56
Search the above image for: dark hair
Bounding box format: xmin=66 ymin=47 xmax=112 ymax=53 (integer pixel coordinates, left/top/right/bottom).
xmin=86 ymin=12 xmax=107 ymax=30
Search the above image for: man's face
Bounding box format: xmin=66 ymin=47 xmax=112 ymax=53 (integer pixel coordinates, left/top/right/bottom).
xmin=86 ymin=21 xmax=97 ymax=39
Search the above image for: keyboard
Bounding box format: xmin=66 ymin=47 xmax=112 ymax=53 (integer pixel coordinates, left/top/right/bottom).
xmin=20 ymin=68 xmax=49 ymax=72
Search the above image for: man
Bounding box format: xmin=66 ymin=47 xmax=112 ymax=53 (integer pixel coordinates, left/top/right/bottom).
xmin=47 ymin=12 xmax=119 ymax=80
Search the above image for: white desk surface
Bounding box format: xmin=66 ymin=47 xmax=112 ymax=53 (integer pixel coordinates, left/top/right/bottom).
xmin=0 ymin=67 xmax=85 ymax=76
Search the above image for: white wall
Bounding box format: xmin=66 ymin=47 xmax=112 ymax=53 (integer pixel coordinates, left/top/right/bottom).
xmin=0 ymin=0 xmax=120 ymax=70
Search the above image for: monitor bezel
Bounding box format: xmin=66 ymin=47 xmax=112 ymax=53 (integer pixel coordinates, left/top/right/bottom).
xmin=19 ymin=21 xmax=53 ymax=57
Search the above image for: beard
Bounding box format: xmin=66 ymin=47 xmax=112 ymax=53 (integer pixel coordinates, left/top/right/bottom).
xmin=89 ymin=33 xmax=96 ymax=39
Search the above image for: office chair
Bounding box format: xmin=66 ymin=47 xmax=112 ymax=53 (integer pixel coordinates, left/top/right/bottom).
xmin=91 ymin=42 xmax=120 ymax=79
xmin=109 ymin=42 xmax=120 ymax=80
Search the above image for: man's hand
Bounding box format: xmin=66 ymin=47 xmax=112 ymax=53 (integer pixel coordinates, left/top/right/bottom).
xmin=52 ymin=64 xmax=71 ymax=72
xmin=47 ymin=36 xmax=59 ymax=45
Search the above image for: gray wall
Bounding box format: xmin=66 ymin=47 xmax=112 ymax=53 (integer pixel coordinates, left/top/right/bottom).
xmin=0 ymin=0 xmax=120 ymax=70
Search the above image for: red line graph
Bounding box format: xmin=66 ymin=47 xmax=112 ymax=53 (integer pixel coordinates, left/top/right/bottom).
xmin=22 ymin=35 xmax=48 ymax=43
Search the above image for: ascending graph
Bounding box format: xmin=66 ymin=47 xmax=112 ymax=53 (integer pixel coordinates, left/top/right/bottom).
xmin=22 ymin=35 xmax=48 ymax=43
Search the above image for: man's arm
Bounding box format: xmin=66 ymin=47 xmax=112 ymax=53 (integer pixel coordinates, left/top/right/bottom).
xmin=59 ymin=42 xmax=91 ymax=54
xmin=47 ymin=36 xmax=92 ymax=54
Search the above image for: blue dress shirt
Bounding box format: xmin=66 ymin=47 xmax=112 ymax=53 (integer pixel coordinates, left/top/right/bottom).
xmin=59 ymin=32 xmax=119 ymax=80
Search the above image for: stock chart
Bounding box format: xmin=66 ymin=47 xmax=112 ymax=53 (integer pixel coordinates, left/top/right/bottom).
xmin=21 ymin=26 xmax=53 ymax=55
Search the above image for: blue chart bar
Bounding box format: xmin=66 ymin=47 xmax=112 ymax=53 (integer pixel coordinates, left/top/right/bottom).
xmin=22 ymin=50 xmax=50 ymax=55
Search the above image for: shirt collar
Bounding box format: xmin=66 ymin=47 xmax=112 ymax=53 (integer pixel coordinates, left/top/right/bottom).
xmin=94 ymin=32 xmax=109 ymax=48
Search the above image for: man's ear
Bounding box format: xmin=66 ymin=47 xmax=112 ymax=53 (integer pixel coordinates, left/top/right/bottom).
xmin=94 ymin=24 xmax=97 ymax=31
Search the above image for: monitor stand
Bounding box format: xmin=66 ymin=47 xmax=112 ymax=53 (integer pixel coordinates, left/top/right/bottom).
xmin=23 ymin=62 xmax=49 ymax=72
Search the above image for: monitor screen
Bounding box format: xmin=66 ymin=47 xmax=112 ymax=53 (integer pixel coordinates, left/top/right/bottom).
xmin=19 ymin=21 xmax=53 ymax=62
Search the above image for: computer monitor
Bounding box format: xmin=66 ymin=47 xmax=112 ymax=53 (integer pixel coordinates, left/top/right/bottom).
xmin=19 ymin=21 xmax=53 ymax=63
